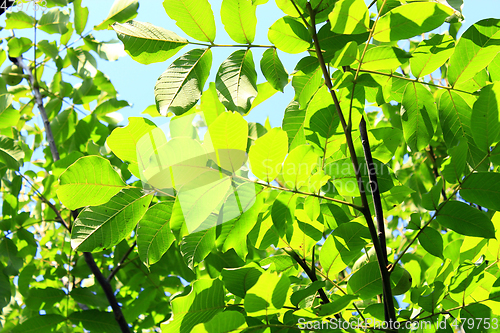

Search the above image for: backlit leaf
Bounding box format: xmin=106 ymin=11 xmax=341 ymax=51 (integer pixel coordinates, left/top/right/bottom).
xmin=163 ymin=0 xmax=216 ymax=42
xmin=221 ymin=0 xmax=257 ymax=44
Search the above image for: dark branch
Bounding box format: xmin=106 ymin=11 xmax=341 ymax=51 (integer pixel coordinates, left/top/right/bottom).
xmin=107 ymin=241 xmax=137 ymax=282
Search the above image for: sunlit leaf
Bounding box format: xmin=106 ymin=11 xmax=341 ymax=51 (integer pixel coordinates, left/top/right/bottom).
xmin=268 ymin=16 xmax=311 ymax=54
xmin=221 ymin=0 xmax=257 ymax=44
xmin=163 ymin=0 xmax=216 ymax=42
xmin=260 ymin=48 xmax=289 ymax=92
xmin=471 ymin=83 xmax=500 ymax=152
xmin=328 ymin=0 xmax=369 ymax=35
xmin=95 ymin=0 xmax=139 ymax=30
xmin=410 ymin=34 xmax=455 ymax=78
xmin=249 ymin=127 xmax=288 ymax=182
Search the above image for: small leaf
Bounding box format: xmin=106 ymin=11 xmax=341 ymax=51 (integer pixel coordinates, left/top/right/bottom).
xmin=216 ymin=49 xmax=258 ymax=114
xmin=418 ymin=227 xmax=444 ymax=259
xmin=268 ymin=16 xmax=310 ymax=54
xmin=249 ymin=127 xmax=288 ymax=182
xmin=113 ymin=21 xmax=188 ymax=64
xmin=7 ymin=37 xmax=32 ymax=57
xmin=163 ymin=0 xmax=216 ymax=42
xmin=282 ymin=101 xmax=306 ymax=150
xmin=137 ymin=202 xmax=176 ymax=267
xmin=57 ymin=156 xmax=127 ymax=210
xmin=0 ymin=135 xmax=24 ymax=170
xmin=410 ymin=34 xmax=455 ymax=78
xmin=291 ymin=56 xmax=323 ymax=108
xmin=71 ymin=188 xmax=153 ymax=251
xmin=73 ymin=0 xmax=89 ymax=35
xmin=361 ymin=46 xmax=411 ymax=71
xmin=436 ymin=201 xmax=495 ymax=238
xmin=260 ymin=48 xmax=289 ymax=92
xmin=373 ymin=2 xmax=454 ymax=42
xmin=95 ymin=0 xmax=139 ymax=30
xmin=460 ymin=172 xmax=500 ymax=211
xmin=221 ymin=0 xmax=257 ymax=44
xmin=155 ymin=48 xmax=212 ymax=116
xmin=328 ymin=0 xmax=369 ymax=35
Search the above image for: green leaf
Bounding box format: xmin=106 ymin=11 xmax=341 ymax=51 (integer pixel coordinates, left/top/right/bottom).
xmin=69 ymin=310 xmax=121 ymax=333
xmin=71 ymin=188 xmax=153 ymax=251
xmin=268 ymin=16 xmax=311 ymax=54
xmin=155 ymin=48 xmax=212 ymax=116
xmin=282 ymin=101 xmax=306 ymax=150
xmin=11 ymin=314 xmax=65 ymax=333
xmin=448 ymin=19 xmax=500 ymax=87
xmin=373 ymin=2 xmax=454 ymax=42
xmin=0 ymin=273 xmax=11 ymax=309
xmin=221 ymin=0 xmax=257 ymax=44
xmin=25 ymin=287 xmax=66 ymax=310
xmin=57 ymin=155 xmax=127 ymax=210
xmin=290 ymin=280 xmax=325 ymax=306
xmin=107 ymin=117 xmax=159 ymax=180
xmin=292 ymin=56 xmax=323 ymax=108
xmin=317 ymin=294 xmax=359 ymax=316
xmin=201 ymin=83 xmax=226 ymax=126
xmin=161 ymin=279 xmax=225 ymax=333
xmin=442 ymin=140 xmax=468 ymax=184
xmin=418 ymin=227 xmax=444 ymax=259
xmin=249 ymin=81 xmax=279 ymax=111
xmin=70 ymin=288 xmax=109 ymax=308
xmin=438 ymin=90 xmax=473 ymax=148
xmin=7 ymin=37 xmax=32 ymax=57
xmin=281 ymin=144 xmax=318 ymax=190
xmin=137 ymin=202 xmax=176 ymax=267
xmin=460 ymin=172 xmax=500 ymax=211
xmin=180 ymin=220 xmax=216 ymax=268
xmin=163 ymin=0 xmax=216 ymax=42
xmin=260 ymin=48 xmax=289 ymax=92
xmin=73 ymin=0 xmax=89 ymax=35
xmin=320 ymin=222 xmax=370 ymax=277
xmin=249 ymin=127 xmax=288 ymax=182
xmin=192 ymin=311 xmax=247 ymax=333
xmin=331 ymin=41 xmax=358 ymax=68
xmin=95 ymin=0 xmax=139 ymax=30
xmin=38 ymin=8 xmax=70 ymax=34
xmin=113 ymin=21 xmax=188 ymax=64
xmin=361 ymin=46 xmax=411 ymax=71
xmin=221 ymin=263 xmax=264 ymax=298
xmin=0 ymin=95 xmax=18 ymax=129
xmin=328 ymin=0 xmax=370 ymax=35
xmin=401 ymin=82 xmax=438 ymax=152
xmin=436 ymin=201 xmax=495 ymax=238
xmin=0 ymin=135 xmax=24 ymax=170
xmin=216 ymin=49 xmax=257 ymax=114
xmin=471 ymin=83 xmax=500 ymax=152
xmin=244 ymin=271 xmax=290 ymax=315
xmin=271 ymin=191 xmax=297 ymax=237
xmin=50 ymin=108 xmax=77 ymax=142
xmin=4 ymin=12 xmax=35 ymax=29
xmin=347 ymin=261 xmax=382 ymax=299
xmin=421 ymin=178 xmax=443 ymax=210
xmin=410 ymin=34 xmax=455 ymax=78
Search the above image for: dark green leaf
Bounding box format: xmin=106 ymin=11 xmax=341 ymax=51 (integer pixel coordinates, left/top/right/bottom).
xmin=436 ymin=201 xmax=495 ymax=238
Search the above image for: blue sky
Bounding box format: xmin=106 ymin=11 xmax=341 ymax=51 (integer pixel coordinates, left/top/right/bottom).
xmin=2 ymin=0 xmax=500 ymax=129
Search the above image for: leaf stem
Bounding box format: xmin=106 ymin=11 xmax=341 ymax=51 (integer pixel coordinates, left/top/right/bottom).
xmin=188 ymin=41 xmax=274 ymax=48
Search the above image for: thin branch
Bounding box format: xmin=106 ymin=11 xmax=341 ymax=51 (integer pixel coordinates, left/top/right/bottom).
xmin=84 ymin=252 xmax=131 ymax=333
xmin=107 ymin=241 xmax=137 ymax=282
xmin=427 ymin=145 xmax=447 ymax=201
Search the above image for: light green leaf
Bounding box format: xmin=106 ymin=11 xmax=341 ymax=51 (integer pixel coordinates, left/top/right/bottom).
xmin=347 ymin=261 xmax=382 ymax=299
xmin=107 ymin=117 xmax=157 ymax=178
xmin=38 ymin=8 xmax=70 ymax=34
xmin=438 ymin=90 xmax=473 ymax=148
xmin=0 ymin=135 xmax=24 ymax=170
xmin=282 ymin=101 xmax=306 ymax=150
xmin=471 ymin=83 xmax=500 ymax=152
xmin=249 ymin=82 xmax=279 ymax=111
xmin=95 ymin=0 xmax=139 ymax=30
xmin=163 ymin=0 xmax=216 ymax=42
xmin=361 ymin=46 xmax=411 ymax=71
xmin=11 ymin=314 xmax=65 ymax=333
xmin=436 ymin=201 xmax=495 ymax=238
xmin=221 ymin=263 xmax=263 ymax=298
xmin=401 ymin=82 xmax=438 ymax=152
xmin=268 ymin=16 xmax=311 ymax=54
xmin=4 ymin=11 xmax=35 ymax=29
xmin=200 ymin=83 xmax=226 ymax=127
xmin=73 ymin=0 xmax=89 ymax=35
xmin=113 ymin=21 xmax=188 ymax=64
xmin=216 ymin=49 xmax=258 ymax=114
xmin=137 ymin=202 xmax=176 ymax=267
xmin=320 ymin=222 xmax=370 ymax=277
xmin=448 ymin=19 xmax=500 ymax=87
xmin=290 ymin=280 xmax=325 ymax=306
xmin=192 ymin=311 xmax=247 ymax=333
xmin=410 ymin=34 xmax=455 ymax=78
xmin=71 ymin=188 xmax=153 ymax=251
xmin=155 ymin=48 xmax=212 ymax=116
xmin=441 ymin=140 xmax=467 ymax=184
xmin=69 ymin=310 xmax=121 ymax=333
xmin=331 ymin=41 xmax=358 ymax=68
xmin=161 ymin=279 xmax=225 ymax=333
xmin=7 ymin=37 xmax=32 ymax=57
xmin=260 ymin=48 xmax=289 ymax=92
xmin=418 ymin=227 xmax=444 ymax=259
xmin=57 ymin=156 xmax=127 ymax=210
xmin=221 ymin=0 xmax=257 ymax=44
xmin=244 ymin=271 xmax=290 ymax=315
xmin=292 ymin=56 xmax=323 ymax=109
xmin=281 ymin=144 xmax=318 ymax=190
xmin=328 ymin=0 xmax=370 ymax=35
xmin=249 ymin=127 xmax=288 ymax=182
xmin=0 ymin=95 xmax=18 ymax=129
xmin=317 ymin=294 xmax=359 ymax=316
xmin=373 ymin=2 xmax=454 ymax=42
xmin=50 ymin=108 xmax=77 ymax=142
xmin=460 ymin=172 xmax=500 ymax=211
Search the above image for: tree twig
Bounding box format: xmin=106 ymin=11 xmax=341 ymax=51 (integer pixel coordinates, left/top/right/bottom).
xmin=107 ymin=241 xmax=137 ymax=282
